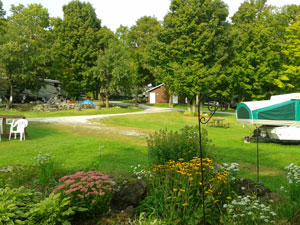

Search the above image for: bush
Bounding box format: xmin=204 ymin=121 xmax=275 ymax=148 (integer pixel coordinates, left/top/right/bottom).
xmin=223 ymin=195 xmax=277 ymax=224
xmin=147 ymin=125 xmax=214 ymax=164
xmin=27 ymin=193 xmax=76 ymax=225
xmin=284 ymin=163 xmax=300 ymax=204
xmin=138 ymin=157 xmax=232 ymax=224
xmin=53 ymin=171 xmax=113 ymax=218
xmin=0 ymin=186 xmax=40 ymax=224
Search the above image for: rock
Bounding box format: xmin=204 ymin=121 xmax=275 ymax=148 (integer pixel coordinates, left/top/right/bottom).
xmin=123 ymin=205 xmax=134 ymax=217
xmin=235 ymin=178 xmax=271 ymax=197
xmin=111 ymin=179 xmax=147 ymax=211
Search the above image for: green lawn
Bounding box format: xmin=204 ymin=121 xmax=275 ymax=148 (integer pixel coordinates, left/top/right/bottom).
xmin=102 ymin=111 xmax=300 ymax=192
xmin=145 ymin=103 xmax=236 ymax=112
xmin=0 ymin=123 xmax=148 ymax=177
xmin=1 ymin=111 xmax=298 ymax=192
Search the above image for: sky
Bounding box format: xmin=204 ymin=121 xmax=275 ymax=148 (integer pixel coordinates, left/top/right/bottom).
xmin=2 ymin=0 xmax=300 ymax=32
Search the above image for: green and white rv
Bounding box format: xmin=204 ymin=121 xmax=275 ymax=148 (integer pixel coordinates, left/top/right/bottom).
xmin=236 ymin=93 xmax=300 ymax=141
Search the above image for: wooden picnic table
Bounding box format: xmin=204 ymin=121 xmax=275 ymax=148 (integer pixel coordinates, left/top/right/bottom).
xmin=208 ymin=118 xmax=230 ymax=128
xmin=0 ymin=115 xmax=26 ymax=137
xmin=212 ymin=118 xmax=225 ymax=127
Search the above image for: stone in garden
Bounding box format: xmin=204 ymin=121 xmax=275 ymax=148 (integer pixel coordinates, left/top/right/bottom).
xmin=111 ymin=179 xmax=147 ymax=211
xmin=235 ymin=178 xmax=271 ymax=197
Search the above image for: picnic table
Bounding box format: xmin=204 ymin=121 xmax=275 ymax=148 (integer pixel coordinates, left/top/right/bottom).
xmin=0 ymin=115 xmax=26 ymax=137
xmin=208 ymin=118 xmax=230 ymax=128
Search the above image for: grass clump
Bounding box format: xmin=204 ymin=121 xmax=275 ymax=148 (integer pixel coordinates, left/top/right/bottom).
xmin=147 ymin=125 xmax=214 ymax=164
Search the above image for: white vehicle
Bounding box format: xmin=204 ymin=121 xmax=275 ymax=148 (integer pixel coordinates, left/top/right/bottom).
xmin=236 ymin=93 xmax=300 ymax=142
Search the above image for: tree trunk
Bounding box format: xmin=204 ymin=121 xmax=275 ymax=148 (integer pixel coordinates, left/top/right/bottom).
xmin=6 ymin=83 xmax=13 ymax=110
xmin=134 ymin=86 xmax=139 ymax=105
xmin=104 ymin=88 xmax=109 ymax=108
xmin=187 ymin=98 xmax=191 ymax=112
xmin=168 ymin=94 xmax=173 ymax=108
xmin=192 ymin=98 xmax=196 ymax=113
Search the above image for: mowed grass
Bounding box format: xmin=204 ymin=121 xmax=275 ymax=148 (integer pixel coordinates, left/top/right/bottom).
xmin=0 ymin=122 xmax=148 ymax=177
xmin=102 ymin=111 xmax=300 ymax=191
xmin=0 ymin=106 xmax=143 ymax=118
xmin=1 ymin=110 xmax=299 ymax=191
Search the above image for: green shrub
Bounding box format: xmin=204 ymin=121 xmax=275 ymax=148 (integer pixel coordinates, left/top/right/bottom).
xmin=138 ymin=157 xmax=232 ymax=224
xmin=53 ymin=171 xmax=113 ymax=218
xmin=284 ymin=163 xmax=300 ymax=204
xmin=223 ymin=195 xmax=277 ymax=224
xmin=0 ymin=186 xmax=40 ymax=224
xmin=27 ymin=193 xmax=76 ymax=225
xmin=147 ymin=125 xmax=214 ymax=164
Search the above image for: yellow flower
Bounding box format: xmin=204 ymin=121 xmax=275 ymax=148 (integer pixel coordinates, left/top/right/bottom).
xmin=173 ymin=188 xmax=178 ymax=192
xmin=214 ymin=200 xmax=219 ymax=204
xmin=182 ymin=203 xmax=189 ymax=207
xmin=189 ymin=177 xmax=193 ymax=181
xmin=199 ymin=182 xmax=202 ymax=185
xmin=180 ymin=189 xmax=186 ymax=192
xmin=173 ymin=196 xmax=177 ymax=199
xmin=178 ymin=158 xmax=184 ymax=161
xmin=226 ymin=196 xmax=232 ymax=200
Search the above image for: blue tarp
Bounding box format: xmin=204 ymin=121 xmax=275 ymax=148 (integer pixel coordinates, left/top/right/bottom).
xmin=78 ymin=100 xmax=97 ymax=105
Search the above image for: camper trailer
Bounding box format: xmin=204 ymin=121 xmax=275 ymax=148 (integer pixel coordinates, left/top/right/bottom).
xmin=236 ymin=93 xmax=300 ymax=142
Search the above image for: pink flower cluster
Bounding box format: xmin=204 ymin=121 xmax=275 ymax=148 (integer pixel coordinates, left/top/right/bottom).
xmin=53 ymin=171 xmax=112 ymax=201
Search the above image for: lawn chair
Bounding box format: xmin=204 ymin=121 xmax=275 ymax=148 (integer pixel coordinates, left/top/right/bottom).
xmin=9 ymin=119 xmax=28 ymax=141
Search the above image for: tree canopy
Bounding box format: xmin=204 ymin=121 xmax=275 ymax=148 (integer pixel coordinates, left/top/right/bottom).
xmin=51 ymin=0 xmax=102 ymax=97
xmin=1 ymin=0 xmax=300 ymax=107
xmin=0 ymin=3 xmax=51 ymax=107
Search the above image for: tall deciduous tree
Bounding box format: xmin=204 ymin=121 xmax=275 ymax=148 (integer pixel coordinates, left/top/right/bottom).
xmin=94 ymin=37 xmax=132 ymax=108
xmin=282 ymin=14 xmax=300 ymax=91
xmin=125 ymin=16 xmax=162 ymax=104
xmin=227 ymin=0 xmax=286 ymax=101
xmin=154 ymin=0 xmax=229 ymax=110
xmin=51 ymin=0 xmax=101 ymax=98
xmin=0 ymin=4 xmax=51 ymax=108
xmin=0 ymin=0 xmax=6 ymax=34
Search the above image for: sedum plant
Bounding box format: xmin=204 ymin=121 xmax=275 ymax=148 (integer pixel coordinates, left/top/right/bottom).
xmin=53 ymin=171 xmax=113 ymax=217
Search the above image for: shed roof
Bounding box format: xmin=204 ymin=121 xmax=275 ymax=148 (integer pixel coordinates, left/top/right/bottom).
xmin=146 ymin=83 xmax=165 ymax=93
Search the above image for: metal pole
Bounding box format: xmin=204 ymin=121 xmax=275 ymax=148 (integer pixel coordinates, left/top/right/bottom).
xmin=197 ymin=92 xmax=219 ymax=225
xmin=256 ymin=129 xmax=259 ymax=183
xmin=197 ymin=99 xmax=206 ymax=225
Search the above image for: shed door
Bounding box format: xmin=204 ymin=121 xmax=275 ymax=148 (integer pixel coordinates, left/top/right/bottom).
xmin=150 ymin=92 xmax=156 ymax=104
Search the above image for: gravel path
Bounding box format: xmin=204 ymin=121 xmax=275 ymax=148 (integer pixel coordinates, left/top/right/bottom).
xmin=27 ymin=102 xmax=234 ymax=125
xmin=27 ymin=103 xmax=181 ymax=124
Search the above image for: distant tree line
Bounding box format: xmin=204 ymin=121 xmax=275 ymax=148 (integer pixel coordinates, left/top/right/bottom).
xmin=0 ymin=0 xmax=300 ymax=110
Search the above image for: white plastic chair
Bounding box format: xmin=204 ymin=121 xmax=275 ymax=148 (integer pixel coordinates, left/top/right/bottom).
xmin=9 ymin=119 xmax=28 ymax=141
